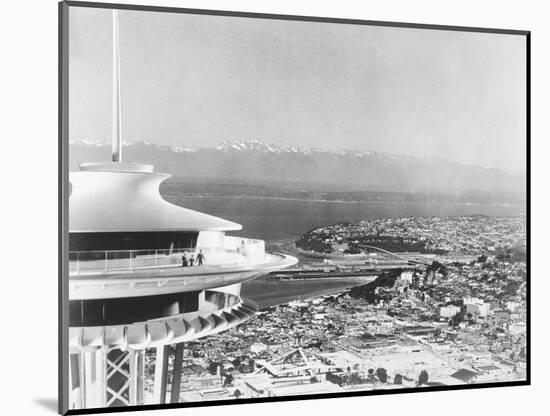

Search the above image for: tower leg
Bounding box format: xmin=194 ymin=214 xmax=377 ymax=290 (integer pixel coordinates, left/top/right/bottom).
xmin=95 ymin=349 xmax=106 ymax=407
xmin=170 ymin=343 xmax=184 ymax=403
xmin=71 ymin=348 xmax=147 ymax=409
xmin=83 ymin=351 xmax=96 ymax=407
xmin=129 ymin=350 xmax=145 ymax=406
xmin=153 ymin=345 xmax=170 ymax=404
xmin=69 ymin=353 xmax=83 ymax=409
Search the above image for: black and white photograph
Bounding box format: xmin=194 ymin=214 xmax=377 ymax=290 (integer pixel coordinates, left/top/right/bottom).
xmin=60 ymin=1 xmax=528 ymax=413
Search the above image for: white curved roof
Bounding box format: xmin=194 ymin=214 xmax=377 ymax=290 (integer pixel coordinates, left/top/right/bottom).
xmin=69 ymin=162 xmax=242 ymax=232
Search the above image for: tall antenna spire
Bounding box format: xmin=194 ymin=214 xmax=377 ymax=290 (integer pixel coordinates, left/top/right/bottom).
xmin=112 ymin=9 xmax=122 ymax=162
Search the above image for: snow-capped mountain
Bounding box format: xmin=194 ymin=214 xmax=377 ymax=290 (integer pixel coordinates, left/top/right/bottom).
xmin=69 ymin=138 xmax=403 ymax=159
xmin=213 ymin=139 xmax=383 ymax=158
xmin=68 ymin=139 xmax=525 ymax=195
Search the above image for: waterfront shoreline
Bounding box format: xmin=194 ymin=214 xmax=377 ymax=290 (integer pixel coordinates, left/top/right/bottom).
xmin=165 ymin=193 xmax=524 ymax=209
xmin=242 ymin=275 xmax=376 ymax=309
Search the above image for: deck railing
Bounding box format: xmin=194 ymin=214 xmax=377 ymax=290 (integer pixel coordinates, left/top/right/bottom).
xmin=68 ymin=237 xmax=265 ymax=274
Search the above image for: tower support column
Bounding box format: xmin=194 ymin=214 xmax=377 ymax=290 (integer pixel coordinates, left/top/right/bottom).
xmin=95 ymin=349 xmax=106 ymax=407
xmin=69 ymin=353 xmax=83 ymax=410
xmin=81 ymin=349 xmax=107 ymax=408
xmin=83 ymin=351 xmax=96 ymax=408
xmin=129 ymin=350 xmax=145 ymax=406
xmin=153 ymin=345 xmax=170 ymax=404
xmin=170 ymin=343 xmax=184 ymax=403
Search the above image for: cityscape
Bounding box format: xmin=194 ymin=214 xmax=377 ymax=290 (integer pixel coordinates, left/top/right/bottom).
xmin=141 ymin=216 xmax=527 ymax=403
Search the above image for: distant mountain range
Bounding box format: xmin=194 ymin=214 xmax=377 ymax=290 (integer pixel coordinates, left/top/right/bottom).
xmin=68 ymin=139 xmax=525 ymax=198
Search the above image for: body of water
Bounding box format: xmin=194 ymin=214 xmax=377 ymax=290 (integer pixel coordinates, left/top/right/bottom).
xmin=163 ymin=194 xmax=523 ymax=306
xmin=241 ymin=276 xmax=376 ymax=309
xmin=166 ymin=195 xmax=524 ymax=242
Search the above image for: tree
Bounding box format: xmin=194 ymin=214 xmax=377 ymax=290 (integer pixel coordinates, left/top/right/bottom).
xmin=376 ymin=368 xmax=388 ymax=383
xmin=450 ymin=310 xmax=465 ymax=327
xmin=477 ymin=255 xmax=488 ymax=263
xmin=238 ymin=363 xmax=250 ymax=373
xmin=427 ymin=260 xmax=446 ymax=274
xmin=207 ymin=362 xmax=219 ymax=376
xmin=223 ymin=373 xmax=234 ymax=387
xmin=393 ymin=374 xmax=403 ymax=385
xmin=344 ymin=244 xmax=361 ymax=254
xmin=350 ymin=373 xmax=361 ymax=385
xmin=417 ymin=370 xmax=429 ymax=386
xmin=233 ymin=389 xmax=242 ymax=399
xmin=519 ymin=347 xmax=526 ymax=359
xmin=367 ymin=368 xmax=376 ymax=383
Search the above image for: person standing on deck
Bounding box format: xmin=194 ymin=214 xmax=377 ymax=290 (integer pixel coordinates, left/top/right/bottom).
xmin=196 ymin=249 xmax=205 ymax=266
xmin=189 ymin=254 xmax=195 ymax=266
xmin=181 ymin=252 xmax=188 ymax=267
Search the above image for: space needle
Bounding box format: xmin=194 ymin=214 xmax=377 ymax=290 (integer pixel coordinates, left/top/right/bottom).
xmin=67 ymin=10 xmax=297 ymax=409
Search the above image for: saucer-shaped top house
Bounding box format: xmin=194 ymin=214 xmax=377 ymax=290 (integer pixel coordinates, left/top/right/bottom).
xmin=68 ymin=161 xmax=297 ymax=334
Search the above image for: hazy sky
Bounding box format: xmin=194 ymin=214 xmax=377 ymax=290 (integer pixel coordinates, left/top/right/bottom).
xmin=69 ymin=7 xmax=527 ymax=173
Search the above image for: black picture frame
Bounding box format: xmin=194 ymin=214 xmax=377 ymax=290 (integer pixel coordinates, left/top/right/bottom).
xmin=59 ymin=1 xmax=530 ymax=414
